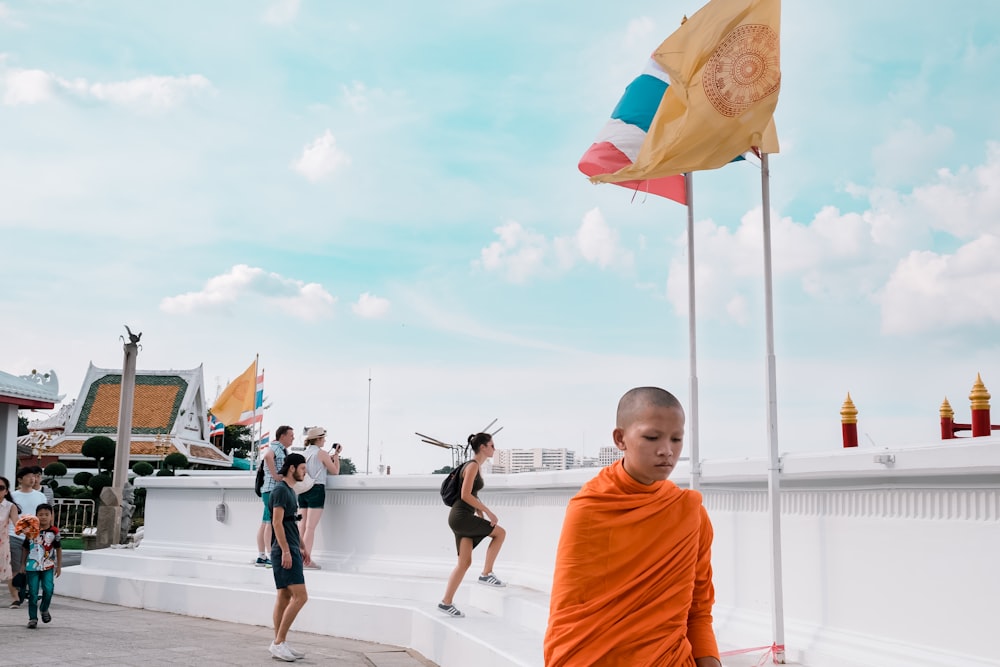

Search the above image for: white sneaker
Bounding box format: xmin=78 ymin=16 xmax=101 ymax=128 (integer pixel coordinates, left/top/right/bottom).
xmin=269 ymin=641 xmax=297 ymax=662
xmin=285 ymin=644 xmax=306 ymax=659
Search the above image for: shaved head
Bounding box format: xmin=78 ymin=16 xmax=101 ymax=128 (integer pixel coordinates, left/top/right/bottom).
xmin=616 ymin=387 xmax=682 ymax=428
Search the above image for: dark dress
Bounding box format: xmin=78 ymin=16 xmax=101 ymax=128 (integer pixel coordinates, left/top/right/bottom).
xmin=447 ymin=465 xmax=495 ymax=554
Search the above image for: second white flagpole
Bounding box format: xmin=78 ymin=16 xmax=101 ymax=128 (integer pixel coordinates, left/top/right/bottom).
xmin=760 ymin=152 xmax=786 ymax=663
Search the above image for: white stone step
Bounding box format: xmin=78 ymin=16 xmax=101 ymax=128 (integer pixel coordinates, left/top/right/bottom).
xmin=60 ymin=549 xmax=545 ymax=667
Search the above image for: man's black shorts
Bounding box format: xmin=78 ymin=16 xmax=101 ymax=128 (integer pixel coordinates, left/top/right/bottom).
xmin=270 ymin=549 xmax=305 ymax=589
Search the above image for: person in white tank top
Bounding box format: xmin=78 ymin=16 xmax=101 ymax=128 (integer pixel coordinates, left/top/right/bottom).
xmin=297 ymin=426 xmax=341 ymax=569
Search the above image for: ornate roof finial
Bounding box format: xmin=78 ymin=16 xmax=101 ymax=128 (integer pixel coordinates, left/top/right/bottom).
xmin=940 ymin=397 xmax=954 ymax=420
xmin=840 ymin=393 xmax=858 ymax=424
xmin=681 ymin=15 xmax=688 ymax=25
xmin=970 ymin=373 xmax=991 ymax=411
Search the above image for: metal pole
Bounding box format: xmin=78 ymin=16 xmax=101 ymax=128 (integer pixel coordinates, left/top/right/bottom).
xmin=366 ymin=370 xmax=372 ymax=475
xmin=685 ymin=172 xmax=701 ymax=491
xmin=760 ymin=152 xmax=786 ymax=663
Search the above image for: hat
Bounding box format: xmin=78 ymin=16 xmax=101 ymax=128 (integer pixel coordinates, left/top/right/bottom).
xmin=304 ymin=426 xmax=327 ymax=440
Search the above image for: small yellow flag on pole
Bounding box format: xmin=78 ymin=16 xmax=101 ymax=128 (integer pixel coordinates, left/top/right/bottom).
xmin=210 ymin=360 xmax=257 ymax=426
xmin=592 ymin=0 xmax=781 ymax=183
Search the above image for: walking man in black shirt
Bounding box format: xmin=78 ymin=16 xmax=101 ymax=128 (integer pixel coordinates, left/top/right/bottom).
xmin=268 ymin=452 xmax=311 ymax=662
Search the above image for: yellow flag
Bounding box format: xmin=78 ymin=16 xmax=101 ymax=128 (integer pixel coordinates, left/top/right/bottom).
xmin=592 ymin=0 xmax=780 ymax=183
xmin=210 ymin=360 xmax=256 ymax=426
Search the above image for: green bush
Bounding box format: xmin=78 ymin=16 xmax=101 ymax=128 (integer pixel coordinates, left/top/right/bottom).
xmin=163 ymin=452 xmax=189 ymax=471
xmin=88 ymin=473 xmax=113 ymax=499
xmin=54 ymin=486 xmax=75 ymax=499
xmin=82 ymin=436 xmax=116 ymax=474
xmin=132 ymin=462 xmax=155 ymax=477
xmin=71 ymin=486 xmax=92 ymax=499
xmin=44 ymin=462 xmax=68 ymax=477
xmin=73 ymin=471 xmax=94 ymax=486
xmin=155 ymin=468 xmax=174 ymax=477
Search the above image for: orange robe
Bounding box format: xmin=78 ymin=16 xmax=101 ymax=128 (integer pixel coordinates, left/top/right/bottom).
xmin=544 ymin=461 xmax=719 ymax=666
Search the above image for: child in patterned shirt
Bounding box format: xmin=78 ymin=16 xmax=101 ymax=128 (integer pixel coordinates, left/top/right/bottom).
xmin=25 ymin=504 xmax=61 ymax=629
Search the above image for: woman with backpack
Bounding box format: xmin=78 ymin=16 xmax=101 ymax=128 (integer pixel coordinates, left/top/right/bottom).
xmin=297 ymin=426 xmax=341 ymax=569
xmin=438 ymin=432 xmax=507 ymax=618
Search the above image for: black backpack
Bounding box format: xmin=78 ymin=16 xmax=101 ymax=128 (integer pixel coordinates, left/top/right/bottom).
xmin=440 ymin=461 xmax=471 ymax=506
xmin=254 ymin=464 xmax=265 ymax=497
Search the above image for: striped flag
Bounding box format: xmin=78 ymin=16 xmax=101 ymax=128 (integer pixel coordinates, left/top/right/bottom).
xmin=579 ymin=58 xmax=687 ymax=205
xmin=235 ymin=370 xmax=264 ymax=426
xmin=208 ymin=413 xmax=225 ymax=437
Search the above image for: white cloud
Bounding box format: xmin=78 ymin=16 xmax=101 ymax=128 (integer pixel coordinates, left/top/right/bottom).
xmin=477 ymin=221 xmax=549 ymax=284
xmin=3 ymin=68 xmax=52 ymax=105
xmin=665 ymin=142 xmax=1000 ymax=331
xmin=880 ymin=234 xmax=1000 ymax=335
xmin=262 ymin=0 xmax=300 ymax=25
xmin=291 ymin=130 xmax=351 ymax=183
xmin=160 ymin=264 xmax=336 ymax=321
xmin=1 ymin=64 xmax=212 ymax=110
xmin=872 ymin=121 xmax=954 ymax=187
xmin=352 ymin=292 xmax=391 ymax=319
xmin=476 ymin=208 xmax=633 ymax=283
xmin=576 ymin=208 xmax=633 ymax=270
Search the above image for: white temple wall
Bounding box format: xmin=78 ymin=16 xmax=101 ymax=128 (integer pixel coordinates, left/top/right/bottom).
xmin=136 ymin=437 xmax=1000 ymax=666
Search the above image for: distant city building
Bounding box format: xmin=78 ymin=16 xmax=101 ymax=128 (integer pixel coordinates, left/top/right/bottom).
xmin=598 ymin=446 xmax=624 ymax=467
xmin=493 ymin=448 xmax=576 ymax=474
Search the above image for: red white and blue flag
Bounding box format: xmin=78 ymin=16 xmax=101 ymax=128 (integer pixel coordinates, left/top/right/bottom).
xmin=579 ymin=58 xmax=687 ymax=205
xmin=208 ymin=413 xmax=225 ymax=438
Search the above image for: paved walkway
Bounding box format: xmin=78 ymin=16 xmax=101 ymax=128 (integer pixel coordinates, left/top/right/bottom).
xmin=1 ymin=594 xmax=436 ymax=667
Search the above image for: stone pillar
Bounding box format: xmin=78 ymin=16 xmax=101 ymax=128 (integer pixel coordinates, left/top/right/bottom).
xmin=100 ymin=329 xmax=140 ymax=547
xmin=0 ymin=404 xmax=18 ymax=482
xmin=940 ymin=398 xmax=955 ymax=440
xmin=970 ymin=374 xmax=991 ymax=437
xmin=840 ymin=393 xmax=858 ymax=448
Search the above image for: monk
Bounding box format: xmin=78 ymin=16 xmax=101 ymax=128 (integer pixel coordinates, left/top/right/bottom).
xmin=544 ymin=387 xmax=721 ymax=667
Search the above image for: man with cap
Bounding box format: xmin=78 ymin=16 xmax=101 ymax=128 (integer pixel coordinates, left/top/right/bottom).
xmin=268 ymin=452 xmax=311 ymax=662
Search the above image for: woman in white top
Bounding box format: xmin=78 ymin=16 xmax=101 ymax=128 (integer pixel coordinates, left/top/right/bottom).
xmin=1 ymin=476 xmax=21 ymax=604
xmin=296 ymin=426 xmax=341 ymax=570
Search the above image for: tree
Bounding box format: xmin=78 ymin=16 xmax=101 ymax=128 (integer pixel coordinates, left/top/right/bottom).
xmin=132 ymin=462 xmax=155 ymax=477
xmin=339 ymin=457 xmax=357 ymax=475
xmin=432 ymin=465 xmax=453 ymax=475
xmin=163 ymin=452 xmax=189 ymax=473
xmin=43 ymin=462 xmax=67 ymax=489
xmin=221 ymin=425 xmax=253 ymax=458
xmin=73 ymin=471 xmax=94 ymax=486
xmin=88 ymin=473 xmax=113 ymax=501
xmin=17 ymin=415 xmax=29 ymax=436
xmin=82 ymin=436 xmax=116 ymax=475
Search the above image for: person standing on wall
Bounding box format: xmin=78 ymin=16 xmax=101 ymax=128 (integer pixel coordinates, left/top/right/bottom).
xmin=268 ymin=452 xmax=310 ymax=662
xmin=438 ymin=432 xmax=507 ymax=618
xmin=256 ymin=425 xmax=292 ymax=568
xmin=297 ymin=426 xmax=341 ymax=570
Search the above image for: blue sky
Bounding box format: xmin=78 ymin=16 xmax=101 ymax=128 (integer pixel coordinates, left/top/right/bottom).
xmin=3 ymin=0 xmax=999 ymax=474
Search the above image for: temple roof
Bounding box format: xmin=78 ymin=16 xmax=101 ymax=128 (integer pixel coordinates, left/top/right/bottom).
xmin=28 ymin=363 xmax=231 ymax=468
xmin=0 ymin=369 xmax=63 ymax=408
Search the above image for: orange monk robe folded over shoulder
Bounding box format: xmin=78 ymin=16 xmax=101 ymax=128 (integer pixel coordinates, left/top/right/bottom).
xmin=544 ymin=460 xmax=719 ymax=666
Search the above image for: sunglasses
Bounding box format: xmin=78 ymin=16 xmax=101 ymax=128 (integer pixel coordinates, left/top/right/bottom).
xmin=0 ymin=486 xmax=6 ymax=491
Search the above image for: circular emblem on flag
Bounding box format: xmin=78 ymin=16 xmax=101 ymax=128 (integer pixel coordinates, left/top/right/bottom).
xmin=703 ymin=23 xmax=780 ymax=118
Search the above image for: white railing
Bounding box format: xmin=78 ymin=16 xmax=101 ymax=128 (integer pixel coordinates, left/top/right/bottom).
xmin=52 ymin=498 xmax=96 ymax=538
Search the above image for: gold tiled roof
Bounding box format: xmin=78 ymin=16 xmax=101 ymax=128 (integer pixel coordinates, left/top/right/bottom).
xmin=75 ymin=374 xmax=187 ymax=435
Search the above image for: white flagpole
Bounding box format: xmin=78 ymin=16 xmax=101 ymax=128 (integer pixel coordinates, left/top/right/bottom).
xmin=685 ymin=172 xmax=701 ymax=491
xmin=760 ymin=152 xmax=786 ymax=663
